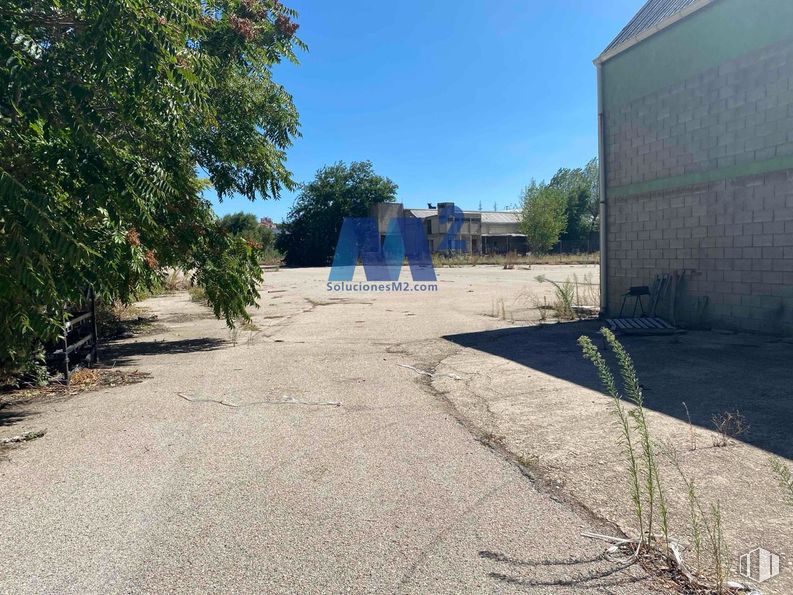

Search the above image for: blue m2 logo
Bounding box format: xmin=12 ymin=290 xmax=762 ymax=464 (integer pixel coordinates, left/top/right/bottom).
xmin=329 ymin=217 xmax=437 ymax=282
xmin=437 ymin=204 xmax=466 ymax=251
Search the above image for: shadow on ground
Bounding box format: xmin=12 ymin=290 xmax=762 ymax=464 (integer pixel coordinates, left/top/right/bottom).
xmin=443 ymin=321 xmax=793 ymax=459
xmin=479 ymin=550 xmax=648 ymax=590
xmin=101 ymin=337 xmax=228 ymax=366
xmin=0 ymin=408 xmax=31 ymax=429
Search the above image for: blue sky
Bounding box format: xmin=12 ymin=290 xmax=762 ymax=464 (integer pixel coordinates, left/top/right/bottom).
xmin=207 ymin=0 xmax=645 ymax=222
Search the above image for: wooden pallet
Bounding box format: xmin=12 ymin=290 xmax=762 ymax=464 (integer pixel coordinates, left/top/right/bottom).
xmin=606 ymin=317 xmax=675 ymax=334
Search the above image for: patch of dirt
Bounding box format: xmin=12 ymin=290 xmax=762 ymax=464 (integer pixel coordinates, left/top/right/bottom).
xmin=1 ymin=368 xmax=151 ymax=409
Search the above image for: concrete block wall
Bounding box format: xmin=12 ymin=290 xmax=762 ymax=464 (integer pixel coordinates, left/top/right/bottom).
xmin=607 ymin=169 xmax=793 ymax=333
xmin=604 ymin=38 xmax=793 ymax=333
xmin=606 ymin=39 xmax=793 ymax=189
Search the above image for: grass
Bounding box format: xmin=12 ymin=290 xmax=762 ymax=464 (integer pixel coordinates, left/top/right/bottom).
xmin=532 ymin=295 xmax=551 ymax=322
xmin=188 ymin=285 xmax=207 ymax=303
xmin=432 ymin=251 xmax=599 ymax=268
xmin=483 ymin=273 xmax=599 ymax=325
xmin=490 ymin=298 xmax=508 ymax=321
xmin=259 ymin=247 xmax=284 ymax=266
xmin=536 ymin=273 xmax=599 ymax=320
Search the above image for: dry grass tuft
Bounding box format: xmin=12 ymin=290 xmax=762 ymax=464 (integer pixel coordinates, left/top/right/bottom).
xmin=711 ymin=410 xmax=749 ymax=447
xmin=433 ymin=252 xmax=599 ymax=268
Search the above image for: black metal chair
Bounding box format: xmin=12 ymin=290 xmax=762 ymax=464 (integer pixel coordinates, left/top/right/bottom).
xmin=619 ymin=286 xmax=650 ymax=318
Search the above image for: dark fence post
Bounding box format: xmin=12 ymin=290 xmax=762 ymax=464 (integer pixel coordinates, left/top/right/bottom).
xmin=89 ymin=286 xmax=98 ymax=365
xmin=62 ymin=309 xmax=70 ymax=384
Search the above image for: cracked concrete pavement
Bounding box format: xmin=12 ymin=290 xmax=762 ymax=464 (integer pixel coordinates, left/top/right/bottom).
xmin=0 ymin=264 xmax=661 ymax=593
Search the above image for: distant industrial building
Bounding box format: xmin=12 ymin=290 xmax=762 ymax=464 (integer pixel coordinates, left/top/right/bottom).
xmin=259 ymin=216 xmax=281 ymax=235
xmin=370 ymin=202 xmax=526 ymax=254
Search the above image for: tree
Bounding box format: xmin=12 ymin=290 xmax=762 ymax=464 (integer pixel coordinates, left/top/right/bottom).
xmin=219 ymin=212 xmax=274 ymax=249
xmin=277 ymin=161 xmax=397 ymax=267
xmin=519 ymin=180 xmax=567 ymax=254
xmin=0 ymin=0 xmax=304 ymax=376
xmin=547 ymin=158 xmax=600 ymax=246
xmin=583 ymin=157 xmax=600 ymax=237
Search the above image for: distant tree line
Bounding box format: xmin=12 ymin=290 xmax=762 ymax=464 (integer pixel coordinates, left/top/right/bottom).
xmin=276 ymin=161 xmax=397 ymax=267
xmin=520 ymin=158 xmax=599 ymax=254
xmin=272 ymin=158 xmax=600 ymax=268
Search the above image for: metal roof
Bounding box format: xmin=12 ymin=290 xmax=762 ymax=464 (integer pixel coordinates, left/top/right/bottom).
xmin=405 ymin=208 xmax=520 ymax=223
xmin=599 ymin=0 xmax=710 ymax=61
xmin=405 ymin=209 xmax=436 ymax=219
xmin=481 ymin=212 xmax=520 ymax=224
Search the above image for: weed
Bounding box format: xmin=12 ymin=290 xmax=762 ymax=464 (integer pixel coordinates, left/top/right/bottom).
xmin=578 ymin=330 xmax=646 ymax=539
xmin=531 ymin=295 xmax=550 ymax=322
xmin=686 ymin=475 xmax=704 ymax=572
xmin=489 ymin=298 xmax=508 ymax=320
xmin=711 ymin=410 xmax=749 ymax=447
xmin=259 ymin=247 xmax=284 ymax=266
xmin=536 ymin=275 xmax=575 ymax=319
xmin=572 ymin=273 xmax=600 ymax=310
xmin=582 ymin=331 xmax=735 ymax=592
xmin=771 ymin=457 xmax=793 ymax=506
xmin=663 ymin=442 xmax=730 ymax=590
xmin=682 ymin=402 xmax=697 ymax=451
xmin=536 ymin=274 xmax=599 ymax=320
xmin=707 ymin=501 xmax=729 ymax=593
xmin=239 ymin=318 xmax=259 ymax=332
xmin=516 ymin=452 xmax=539 ymax=467
xmin=608 ymin=330 xmax=670 ymax=548
xmin=188 ymin=286 xmax=207 ymax=304
xmin=163 ymin=269 xmax=190 ymax=291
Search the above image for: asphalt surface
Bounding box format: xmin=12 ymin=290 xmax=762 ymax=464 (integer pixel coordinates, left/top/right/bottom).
xmin=0 ymin=265 xmax=658 ymax=593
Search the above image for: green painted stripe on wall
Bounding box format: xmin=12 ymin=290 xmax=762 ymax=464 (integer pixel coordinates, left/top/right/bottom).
xmin=608 ymin=155 xmax=793 ymax=198
xmin=602 ymin=0 xmax=793 ymax=110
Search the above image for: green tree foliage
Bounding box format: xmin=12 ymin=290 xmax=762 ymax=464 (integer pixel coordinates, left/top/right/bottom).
xmin=0 ymin=0 xmax=304 ymax=376
xmin=583 ymin=157 xmax=600 ymax=235
xmin=548 ymin=157 xmax=599 ymax=245
xmin=277 ymin=161 xmax=397 ymax=267
xmin=519 ymin=180 xmax=567 ymax=254
xmin=219 ymin=212 xmax=274 ymax=249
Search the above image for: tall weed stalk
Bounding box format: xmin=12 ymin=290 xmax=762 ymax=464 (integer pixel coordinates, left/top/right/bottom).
xmin=578 ymin=331 xmax=645 ymax=538
xmin=578 ymin=328 xmax=669 ymax=550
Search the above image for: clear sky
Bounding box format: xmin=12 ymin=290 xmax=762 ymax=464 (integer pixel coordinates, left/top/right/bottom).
xmin=206 ymin=0 xmax=645 ymax=222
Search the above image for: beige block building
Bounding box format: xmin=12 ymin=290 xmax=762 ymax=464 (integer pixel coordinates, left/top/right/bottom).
xmin=597 ymin=0 xmax=793 ymax=332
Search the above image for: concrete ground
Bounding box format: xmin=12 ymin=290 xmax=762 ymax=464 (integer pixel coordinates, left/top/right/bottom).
xmin=0 ymin=264 xmax=657 ymax=594
xmin=2 ymin=264 xmax=791 ymax=593
xmin=434 ymin=321 xmax=793 ymax=595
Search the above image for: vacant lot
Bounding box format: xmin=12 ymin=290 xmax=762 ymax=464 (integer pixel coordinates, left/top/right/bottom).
xmin=1 ymin=264 xmax=791 ymax=593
